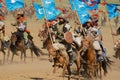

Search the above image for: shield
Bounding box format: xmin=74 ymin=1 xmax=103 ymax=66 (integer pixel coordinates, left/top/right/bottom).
xmin=64 ymin=31 xmax=73 ymax=44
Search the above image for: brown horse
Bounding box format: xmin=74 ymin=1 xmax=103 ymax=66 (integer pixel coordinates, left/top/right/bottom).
xmin=0 ymin=39 xmax=6 ymax=64
xmin=7 ymin=32 xmax=41 ymax=62
xmin=42 ymin=35 xmax=81 ymax=80
xmin=79 ymin=37 xmax=96 ymax=80
xmin=80 ymin=37 xmax=112 ymax=80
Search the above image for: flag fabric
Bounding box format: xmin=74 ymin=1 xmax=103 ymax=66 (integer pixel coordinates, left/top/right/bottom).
xmin=45 ymin=7 xmax=58 ymax=20
xmin=42 ymin=0 xmax=61 ymax=20
xmin=42 ymin=0 xmax=55 ymax=8
xmin=33 ymin=2 xmax=44 ymax=19
xmin=74 ymin=0 xmax=90 ymax=24
xmin=106 ymin=4 xmax=119 ymax=19
xmin=69 ymin=0 xmax=75 ymax=11
xmin=0 ymin=3 xmax=2 ymax=8
xmin=45 ymin=6 xmax=61 ymax=20
xmin=81 ymin=0 xmax=99 ymax=10
xmin=5 ymin=0 xmax=24 ymax=11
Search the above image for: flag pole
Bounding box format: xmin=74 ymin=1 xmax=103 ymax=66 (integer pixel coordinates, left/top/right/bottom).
xmin=108 ymin=18 xmax=115 ymax=43
xmin=41 ymin=0 xmax=54 ymax=44
xmin=74 ymin=11 xmax=86 ymax=36
xmin=104 ymin=3 xmax=115 ymax=43
xmin=71 ymin=0 xmax=86 ymax=37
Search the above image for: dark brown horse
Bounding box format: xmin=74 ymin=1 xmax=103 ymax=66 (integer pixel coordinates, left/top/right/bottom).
xmin=7 ymin=32 xmax=41 ymax=62
xmin=7 ymin=32 xmax=26 ymax=62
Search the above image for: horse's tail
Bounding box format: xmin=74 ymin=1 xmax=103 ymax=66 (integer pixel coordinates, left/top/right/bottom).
xmin=102 ymin=57 xmax=113 ymax=76
xmin=31 ymin=42 xmax=43 ymax=57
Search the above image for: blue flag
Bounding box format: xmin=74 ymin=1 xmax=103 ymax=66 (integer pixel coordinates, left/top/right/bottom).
xmin=5 ymin=0 xmax=24 ymax=11
xmin=0 ymin=3 xmax=2 ymax=8
xmin=42 ymin=0 xmax=55 ymax=8
xmin=42 ymin=0 xmax=61 ymax=20
xmin=33 ymin=2 xmax=44 ymax=19
xmin=74 ymin=0 xmax=90 ymax=24
xmin=45 ymin=6 xmax=61 ymax=20
xmin=106 ymin=4 xmax=119 ymax=19
xmin=69 ymin=0 xmax=75 ymax=11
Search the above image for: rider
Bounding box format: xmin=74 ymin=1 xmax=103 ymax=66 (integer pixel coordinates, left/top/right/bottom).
xmin=11 ymin=11 xmax=33 ymax=48
xmin=61 ymin=20 xmax=74 ymax=66
xmin=91 ymin=25 xmax=107 ymax=62
xmin=51 ymin=17 xmax=74 ymax=66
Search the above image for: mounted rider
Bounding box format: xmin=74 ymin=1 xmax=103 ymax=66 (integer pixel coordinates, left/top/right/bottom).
xmin=46 ymin=17 xmax=74 ymax=66
xmin=90 ymin=20 xmax=107 ymax=62
xmin=56 ymin=17 xmax=74 ymax=65
xmin=11 ymin=11 xmax=33 ymax=48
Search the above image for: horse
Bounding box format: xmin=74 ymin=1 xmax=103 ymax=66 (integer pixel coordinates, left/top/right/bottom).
xmin=0 ymin=39 xmax=6 ymax=64
xmin=7 ymin=32 xmax=41 ymax=62
xmin=7 ymin=32 xmax=26 ymax=62
xmin=79 ymin=37 xmax=96 ymax=80
xmin=79 ymin=37 xmax=112 ymax=80
xmin=42 ymin=35 xmax=81 ymax=80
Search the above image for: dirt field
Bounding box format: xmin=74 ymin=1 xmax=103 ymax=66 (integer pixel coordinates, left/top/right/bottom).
xmin=0 ymin=0 xmax=120 ymax=80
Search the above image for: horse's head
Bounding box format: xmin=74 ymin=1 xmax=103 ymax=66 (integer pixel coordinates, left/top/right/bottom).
xmin=11 ymin=32 xmax=17 ymax=45
xmin=38 ymin=30 xmax=48 ymax=41
xmin=81 ymin=37 xmax=91 ymax=51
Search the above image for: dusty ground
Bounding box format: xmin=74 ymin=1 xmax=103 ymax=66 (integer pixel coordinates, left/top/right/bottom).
xmin=0 ymin=1 xmax=120 ymax=80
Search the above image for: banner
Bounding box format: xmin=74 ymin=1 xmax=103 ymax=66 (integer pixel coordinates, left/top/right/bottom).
xmin=42 ymin=0 xmax=61 ymax=20
xmin=33 ymin=2 xmax=44 ymax=19
xmin=74 ymin=0 xmax=90 ymax=24
xmin=106 ymin=4 xmax=119 ymax=19
xmin=6 ymin=0 xmax=24 ymax=11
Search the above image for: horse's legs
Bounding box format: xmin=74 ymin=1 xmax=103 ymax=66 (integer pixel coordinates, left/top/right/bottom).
xmin=1 ymin=50 xmax=6 ymax=64
xmin=20 ymin=51 xmax=23 ymax=61
xmin=91 ymin=63 xmax=95 ymax=80
xmin=23 ymin=50 xmax=26 ymax=62
xmin=30 ymin=49 xmax=33 ymax=61
xmin=7 ymin=48 xmax=10 ymax=62
xmin=53 ymin=61 xmax=57 ymax=73
xmin=11 ymin=53 xmax=15 ymax=62
xmin=75 ymin=59 xmax=81 ymax=80
xmin=99 ymin=63 xmax=102 ymax=80
xmin=67 ymin=65 xmax=71 ymax=80
xmin=62 ymin=63 xmax=67 ymax=80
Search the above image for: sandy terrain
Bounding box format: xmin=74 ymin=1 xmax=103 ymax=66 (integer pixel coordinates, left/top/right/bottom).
xmin=0 ymin=3 xmax=120 ymax=80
